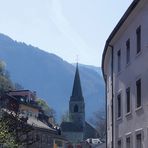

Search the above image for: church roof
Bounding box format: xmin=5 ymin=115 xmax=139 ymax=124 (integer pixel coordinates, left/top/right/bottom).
xmin=60 ymin=122 xmax=83 ymax=132
xmin=70 ymin=63 xmax=84 ymax=101
xmin=84 ymin=122 xmax=100 ymax=139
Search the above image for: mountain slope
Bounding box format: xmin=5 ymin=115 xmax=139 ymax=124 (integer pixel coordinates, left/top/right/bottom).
xmin=0 ymin=33 xmax=105 ymax=121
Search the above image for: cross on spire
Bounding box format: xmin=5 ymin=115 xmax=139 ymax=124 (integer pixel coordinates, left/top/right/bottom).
xmin=76 ymin=55 xmax=79 ymax=64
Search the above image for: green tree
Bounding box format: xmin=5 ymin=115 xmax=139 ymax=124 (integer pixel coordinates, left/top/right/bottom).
xmin=14 ymin=83 xmax=24 ymax=90
xmin=0 ymin=60 xmax=36 ymax=147
xmin=0 ymin=116 xmax=18 ymax=148
xmin=0 ymin=110 xmax=37 ymax=148
xmin=37 ymin=98 xmax=56 ymax=123
xmin=0 ymin=60 xmax=14 ymax=95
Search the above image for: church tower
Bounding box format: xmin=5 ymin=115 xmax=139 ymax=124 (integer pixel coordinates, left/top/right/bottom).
xmin=60 ymin=63 xmax=99 ymax=143
xmin=69 ymin=63 xmax=85 ymax=128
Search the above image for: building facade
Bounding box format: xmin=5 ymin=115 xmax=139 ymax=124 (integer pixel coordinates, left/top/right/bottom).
xmin=102 ymin=0 xmax=148 ymax=147
xmin=0 ymin=90 xmax=67 ymax=148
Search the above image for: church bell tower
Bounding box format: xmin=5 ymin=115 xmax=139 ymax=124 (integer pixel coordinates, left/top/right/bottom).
xmin=69 ymin=63 xmax=85 ymax=128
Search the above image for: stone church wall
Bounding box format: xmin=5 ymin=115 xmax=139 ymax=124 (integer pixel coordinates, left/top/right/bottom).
xmin=63 ymin=132 xmax=84 ymax=143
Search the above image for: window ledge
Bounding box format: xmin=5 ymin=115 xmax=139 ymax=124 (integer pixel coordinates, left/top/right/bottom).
xmin=135 ymin=106 xmax=142 ymax=112
xmin=125 ymin=112 xmax=132 ymax=117
xmin=117 ymin=116 xmax=122 ymax=121
xmin=136 ymin=50 xmax=142 ymax=58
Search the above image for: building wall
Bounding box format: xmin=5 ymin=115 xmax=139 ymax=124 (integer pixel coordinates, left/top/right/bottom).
xmin=27 ymin=129 xmax=54 ymax=148
xmin=103 ymin=0 xmax=148 ymax=147
xmin=62 ymin=132 xmax=84 ymax=143
xmin=19 ymin=104 xmax=39 ymax=118
xmin=105 ymin=49 xmax=113 ymax=148
xmin=24 ymin=128 xmax=66 ymax=148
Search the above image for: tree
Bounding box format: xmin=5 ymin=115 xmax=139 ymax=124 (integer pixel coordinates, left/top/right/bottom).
xmin=0 ymin=108 xmax=38 ymax=148
xmin=0 ymin=60 xmax=5 ymax=75
xmin=14 ymin=83 xmax=24 ymax=90
xmin=0 ymin=60 xmax=38 ymax=147
xmin=0 ymin=60 xmax=14 ymax=95
xmin=36 ymin=98 xmax=56 ymax=123
xmin=61 ymin=110 xmax=69 ymax=122
xmin=0 ymin=117 xmax=18 ymax=148
xmin=90 ymin=110 xmax=106 ymax=141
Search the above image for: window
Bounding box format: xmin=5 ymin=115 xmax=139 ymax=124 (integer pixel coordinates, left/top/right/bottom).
xmin=48 ymin=136 xmax=52 ymax=145
xmin=126 ymin=87 xmax=131 ymax=113
xmin=74 ymin=104 xmax=78 ymax=112
xmin=136 ymin=134 xmax=142 ymax=148
xmin=126 ymin=39 xmax=130 ymax=64
xmin=136 ymin=79 xmax=141 ymax=108
xmin=136 ymin=26 xmax=141 ymax=54
xmin=117 ymin=50 xmax=121 ymax=72
xmin=117 ymin=94 xmax=121 ymax=118
xmin=118 ymin=140 xmax=122 ymax=148
xmin=28 ymin=111 xmax=32 ymax=117
xmin=126 ymin=137 xmax=131 ymax=148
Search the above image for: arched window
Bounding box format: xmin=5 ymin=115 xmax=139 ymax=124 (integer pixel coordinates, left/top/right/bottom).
xmin=74 ymin=104 xmax=78 ymax=112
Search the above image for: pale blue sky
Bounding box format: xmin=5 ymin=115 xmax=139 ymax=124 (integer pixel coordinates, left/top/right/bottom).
xmin=0 ymin=0 xmax=132 ymax=66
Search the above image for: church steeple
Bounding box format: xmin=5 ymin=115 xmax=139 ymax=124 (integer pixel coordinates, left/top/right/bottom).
xmin=70 ymin=63 xmax=84 ymax=101
xmin=69 ymin=63 xmax=85 ymax=127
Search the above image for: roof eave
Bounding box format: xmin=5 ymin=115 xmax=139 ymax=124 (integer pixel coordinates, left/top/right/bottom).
xmin=101 ymin=0 xmax=140 ymax=79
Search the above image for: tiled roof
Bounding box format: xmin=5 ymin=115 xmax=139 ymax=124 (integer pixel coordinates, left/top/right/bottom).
xmin=27 ymin=117 xmax=55 ymax=131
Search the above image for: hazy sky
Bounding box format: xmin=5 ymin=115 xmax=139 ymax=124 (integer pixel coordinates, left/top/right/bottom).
xmin=0 ymin=0 xmax=132 ymax=66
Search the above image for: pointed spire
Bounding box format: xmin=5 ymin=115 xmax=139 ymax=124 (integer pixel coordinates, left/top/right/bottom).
xmin=70 ymin=63 xmax=84 ymax=101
